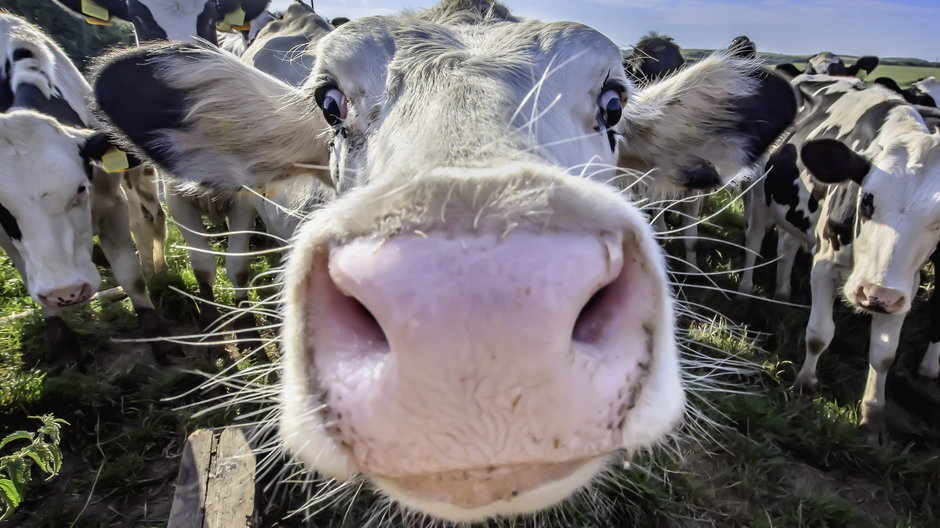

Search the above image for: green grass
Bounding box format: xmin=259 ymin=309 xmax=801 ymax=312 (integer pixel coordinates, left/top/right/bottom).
xmin=867 ymin=65 xmax=940 ymax=87
xmin=1 ymin=192 xmax=939 ymax=527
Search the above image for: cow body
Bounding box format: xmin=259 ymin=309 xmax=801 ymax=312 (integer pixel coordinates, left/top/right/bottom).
xmin=92 ymin=0 xmax=793 ymax=521
xmin=742 ymin=75 xmax=940 ymax=432
xmin=0 ymin=13 xmax=177 ymax=362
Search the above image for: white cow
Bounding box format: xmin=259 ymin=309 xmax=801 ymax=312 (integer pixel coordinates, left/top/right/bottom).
xmin=0 ymin=13 xmax=178 ymax=363
xmin=93 ymin=0 xmax=793 ymax=521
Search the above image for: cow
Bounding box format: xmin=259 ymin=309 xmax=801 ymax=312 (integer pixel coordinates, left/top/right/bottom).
xmin=873 ymin=77 xmax=937 ymax=107
xmin=626 ymin=33 xmax=795 ymax=272
xmin=741 ymin=74 xmax=940 ymax=435
xmin=0 ymin=13 xmax=179 ymax=363
xmin=776 ymin=52 xmax=879 ymax=80
xmin=218 ymin=8 xmax=276 ymax=56
xmin=90 ymin=0 xmax=794 ymax=521
xmin=728 ymin=35 xmax=756 ymax=59
xmin=238 ymin=0 xmax=335 ymax=241
xmin=56 ymin=0 xmax=275 ymax=342
xmin=53 ymin=0 xmax=271 ymax=44
xmin=623 ymin=32 xmax=684 ymax=85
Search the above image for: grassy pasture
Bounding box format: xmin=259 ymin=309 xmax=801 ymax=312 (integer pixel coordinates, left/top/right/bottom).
xmin=1 ymin=188 xmax=939 ymax=527
xmin=865 ymin=65 xmax=940 ymax=87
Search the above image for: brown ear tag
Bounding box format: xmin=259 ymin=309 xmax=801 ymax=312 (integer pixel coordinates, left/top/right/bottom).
xmin=81 ymin=0 xmax=111 ymax=25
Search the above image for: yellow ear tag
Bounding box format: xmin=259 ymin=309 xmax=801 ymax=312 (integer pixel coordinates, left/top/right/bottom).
xmin=233 ymin=23 xmax=251 ymax=31
xmin=216 ymin=22 xmax=234 ymax=33
xmin=224 ymin=6 xmax=246 ymax=26
xmin=81 ymin=0 xmax=110 ymax=24
xmin=102 ymin=148 xmax=130 ymax=173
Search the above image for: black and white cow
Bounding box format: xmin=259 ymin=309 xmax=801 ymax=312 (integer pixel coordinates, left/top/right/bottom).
xmin=776 ymin=52 xmax=879 ymax=80
xmin=238 ymin=1 xmax=335 ymax=241
xmin=91 ymin=0 xmax=793 ymax=521
xmin=873 ymin=76 xmax=937 ymax=107
xmin=623 ymin=32 xmax=684 ymax=85
xmin=218 ymin=8 xmax=276 ymax=56
xmin=53 ymin=0 xmax=271 ymax=44
xmin=742 ymin=74 xmax=940 ymax=433
xmin=625 ymin=33 xmax=795 ymax=272
xmin=0 ymin=13 xmax=178 ymax=363
xmin=57 ymin=0 xmax=275 ymax=340
xmin=728 ymin=35 xmax=757 ymax=59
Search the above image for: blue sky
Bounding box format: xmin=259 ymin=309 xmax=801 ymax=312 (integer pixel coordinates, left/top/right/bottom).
xmin=271 ymin=0 xmax=940 ymax=60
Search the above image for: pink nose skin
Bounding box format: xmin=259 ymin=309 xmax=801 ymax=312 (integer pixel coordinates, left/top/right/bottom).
xmin=855 ymin=285 xmax=906 ymax=314
xmin=38 ymin=283 xmax=94 ymax=309
xmin=306 ymin=230 xmax=659 ymax=504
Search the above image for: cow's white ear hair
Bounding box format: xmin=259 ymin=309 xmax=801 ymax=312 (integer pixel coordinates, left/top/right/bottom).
xmin=617 ymin=53 xmax=761 ymax=192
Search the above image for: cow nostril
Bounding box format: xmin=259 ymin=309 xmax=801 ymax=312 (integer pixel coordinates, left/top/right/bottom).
xmin=572 ymin=265 xmax=628 ymax=347
xmin=342 ymin=294 xmax=388 ymax=347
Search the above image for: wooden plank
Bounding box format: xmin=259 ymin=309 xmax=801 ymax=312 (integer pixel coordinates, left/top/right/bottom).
xmin=202 ymin=428 xmax=257 ymax=528
xmin=168 ymin=429 xmax=214 ymax=528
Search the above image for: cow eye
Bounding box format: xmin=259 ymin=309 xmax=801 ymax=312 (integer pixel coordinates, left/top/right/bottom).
xmin=316 ymin=86 xmax=348 ymax=127
xmin=860 ymin=192 xmax=874 ymax=219
xmin=599 ymin=86 xmax=625 ymax=128
xmin=77 ymin=184 xmax=87 ymax=195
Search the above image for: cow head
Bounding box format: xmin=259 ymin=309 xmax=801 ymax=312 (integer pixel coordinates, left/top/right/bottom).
xmin=91 ymin=0 xmax=792 ymax=521
xmin=728 ymin=35 xmax=756 ymax=59
xmin=54 ymin=0 xmax=271 ymax=44
xmin=624 ymin=32 xmax=685 ymax=84
xmin=0 ymin=111 xmax=113 ymax=309
xmin=806 ymin=52 xmax=879 ymax=77
xmin=802 ymin=128 xmax=940 ymax=315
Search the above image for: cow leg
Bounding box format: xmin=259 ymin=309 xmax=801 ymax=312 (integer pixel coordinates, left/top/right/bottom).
xmin=44 ymin=312 xmax=82 ymax=366
xmin=680 ymin=196 xmax=703 ymax=272
xmin=166 ymin=188 xmax=221 ymax=332
xmin=860 ymin=312 xmax=906 ymax=435
xmin=739 ymin=185 xmax=768 ymax=295
xmin=918 ymin=249 xmax=940 ymax=379
xmin=95 ymin=171 xmax=182 ymax=365
xmin=123 ymin=165 xmax=168 ymax=277
xmin=773 ymin=231 xmax=801 ymax=301
xmin=226 ymin=198 xmax=263 ymax=349
xmin=794 ymin=259 xmax=840 ymax=390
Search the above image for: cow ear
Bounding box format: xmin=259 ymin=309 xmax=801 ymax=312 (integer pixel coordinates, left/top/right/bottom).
xmin=618 ymin=56 xmax=797 ymax=191
xmin=801 ymin=139 xmax=871 ymax=185
xmin=854 ymin=56 xmax=879 ymax=74
xmin=91 ymin=42 xmax=330 ymax=191
xmin=53 ymin=1 xmax=130 ymax=22
xmin=78 ymin=131 xmax=143 ymax=171
xmin=217 ymin=0 xmax=271 ymax=22
xmin=775 ymin=63 xmax=802 ymax=78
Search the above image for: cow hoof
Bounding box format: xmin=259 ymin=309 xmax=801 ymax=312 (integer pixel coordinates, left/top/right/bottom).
xmin=793 ymin=374 xmax=818 ymax=395
xmin=44 ymin=316 xmax=82 ymax=365
xmin=150 ymin=340 xmax=186 ymax=366
xmin=860 ymin=419 xmax=887 ymax=446
xmin=136 ymin=307 xmax=185 ymax=365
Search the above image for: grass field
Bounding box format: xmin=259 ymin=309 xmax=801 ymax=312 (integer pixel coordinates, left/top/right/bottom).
xmin=1 ymin=186 xmax=939 ymax=527
xmin=866 ymin=65 xmax=940 ymax=87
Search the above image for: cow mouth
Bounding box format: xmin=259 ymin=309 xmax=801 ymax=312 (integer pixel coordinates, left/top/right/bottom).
xmin=372 ymin=457 xmax=607 ymax=519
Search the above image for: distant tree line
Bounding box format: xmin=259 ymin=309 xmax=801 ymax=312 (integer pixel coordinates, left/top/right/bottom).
xmin=1 ymin=0 xmax=135 ymax=71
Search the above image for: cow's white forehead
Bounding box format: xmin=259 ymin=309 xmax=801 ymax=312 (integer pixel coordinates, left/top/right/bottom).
xmin=0 ymin=113 xmax=87 ymax=200
xmin=310 ymin=13 xmax=626 ymax=178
